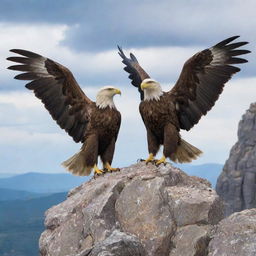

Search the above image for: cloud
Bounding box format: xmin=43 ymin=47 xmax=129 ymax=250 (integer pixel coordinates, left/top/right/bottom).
xmin=0 ymin=1 xmax=255 ymax=52
xmin=52 ymin=0 xmax=256 ymax=53
xmin=1 ymin=17 xmax=253 ymax=93
xmin=2 ymin=23 xmax=201 ymax=89
xmin=2 ymin=24 xmax=251 ymax=95
xmin=0 ymin=128 xmax=76 ymax=173
xmin=0 ymin=23 xmax=69 ymax=89
xmin=0 ymin=127 xmax=67 ymax=144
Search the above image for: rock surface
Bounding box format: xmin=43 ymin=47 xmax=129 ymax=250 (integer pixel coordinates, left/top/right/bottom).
xmin=216 ymin=103 xmax=256 ymax=216
xmin=208 ymin=209 xmax=256 ymax=256
xmin=39 ymin=162 xmax=223 ymax=256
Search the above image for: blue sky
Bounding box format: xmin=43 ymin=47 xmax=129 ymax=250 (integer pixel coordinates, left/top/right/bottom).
xmin=0 ymin=0 xmax=256 ymax=174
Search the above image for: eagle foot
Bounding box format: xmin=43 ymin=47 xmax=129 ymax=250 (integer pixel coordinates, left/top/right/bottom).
xmin=144 ymin=153 xmax=155 ymax=165
xmin=94 ymin=170 xmax=104 ymax=177
xmin=138 ymin=158 xmax=155 ymax=164
xmin=103 ymin=167 xmax=120 ymax=173
xmin=146 ymin=159 xmax=157 ymax=165
xmin=93 ymin=165 xmax=104 ymax=177
xmin=104 ymin=163 xmax=120 ymax=173
xmin=155 ymin=156 xmax=167 ymax=166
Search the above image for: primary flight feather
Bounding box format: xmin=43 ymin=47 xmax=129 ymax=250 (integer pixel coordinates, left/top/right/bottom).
xmin=7 ymin=49 xmax=121 ymax=176
xmin=118 ymin=36 xmax=250 ymax=165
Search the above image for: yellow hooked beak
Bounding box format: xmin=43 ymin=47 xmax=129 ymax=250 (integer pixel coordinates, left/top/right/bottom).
xmin=141 ymin=82 xmax=150 ymax=90
xmin=115 ymin=88 xmax=121 ymax=95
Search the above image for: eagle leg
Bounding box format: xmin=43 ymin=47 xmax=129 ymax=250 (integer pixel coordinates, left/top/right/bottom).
xmin=103 ymin=162 xmax=120 ymax=173
xmin=156 ymin=156 xmax=167 ymax=166
xmin=94 ymin=164 xmax=104 ymax=176
xmin=145 ymin=153 xmax=155 ymax=164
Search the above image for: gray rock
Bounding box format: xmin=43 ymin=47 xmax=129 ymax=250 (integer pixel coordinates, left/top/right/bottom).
xmin=39 ymin=162 xmax=223 ymax=256
xmin=169 ymin=225 xmax=211 ymax=256
xmin=208 ymin=209 xmax=256 ymax=256
xmin=167 ymin=186 xmax=222 ymax=226
xmin=115 ymin=176 xmax=176 ymax=255
xmin=87 ymin=230 xmax=146 ymax=256
xmin=216 ymin=103 xmax=256 ymax=216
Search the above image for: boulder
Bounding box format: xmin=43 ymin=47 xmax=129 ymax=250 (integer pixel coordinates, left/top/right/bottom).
xmin=208 ymin=209 xmax=256 ymax=256
xmin=39 ymin=162 xmax=223 ymax=256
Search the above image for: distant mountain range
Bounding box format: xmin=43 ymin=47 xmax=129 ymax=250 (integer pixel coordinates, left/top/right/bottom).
xmin=0 ymin=192 xmax=67 ymax=256
xmin=0 ymin=173 xmax=18 ymax=178
xmin=0 ymin=188 xmax=46 ymax=201
xmin=0 ymin=163 xmax=222 ymax=196
xmin=0 ymin=172 xmax=89 ymax=193
xmin=0 ymin=172 xmax=88 ymax=256
xmin=175 ymin=163 xmax=223 ymax=188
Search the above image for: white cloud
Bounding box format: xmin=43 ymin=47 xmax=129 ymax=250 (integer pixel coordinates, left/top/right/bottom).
xmin=0 ymin=23 xmax=68 ymax=51
xmin=0 ymin=22 xmax=123 ymax=86
xmin=0 ymin=22 xmax=211 ymax=88
xmin=0 ymin=23 xmax=68 ymax=86
xmin=2 ymin=21 xmax=252 ymax=94
xmin=0 ymin=127 xmax=67 ymax=144
xmin=0 ymin=91 xmax=41 ymax=109
xmin=132 ymin=0 xmax=256 ymax=39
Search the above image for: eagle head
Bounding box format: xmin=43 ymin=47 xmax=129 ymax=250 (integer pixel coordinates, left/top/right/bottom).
xmin=140 ymin=79 xmax=163 ymax=101
xmin=96 ymin=86 xmax=121 ymax=109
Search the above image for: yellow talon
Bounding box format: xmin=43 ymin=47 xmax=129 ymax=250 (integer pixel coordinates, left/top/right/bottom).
xmin=156 ymin=156 xmax=166 ymax=166
xmin=145 ymin=153 xmax=155 ymax=164
xmin=94 ymin=165 xmax=104 ymax=175
xmin=104 ymin=163 xmax=120 ymax=172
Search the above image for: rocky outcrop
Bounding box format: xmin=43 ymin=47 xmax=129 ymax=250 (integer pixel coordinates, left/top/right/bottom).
xmin=39 ymin=162 xmax=223 ymax=256
xmin=208 ymin=209 xmax=256 ymax=256
xmin=216 ymin=103 xmax=256 ymax=216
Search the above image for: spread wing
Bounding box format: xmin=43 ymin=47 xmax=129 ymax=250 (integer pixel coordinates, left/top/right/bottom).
xmin=118 ymin=46 xmax=150 ymax=100
xmin=169 ymin=36 xmax=250 ymax=131
xmin=7 ymin=49 xmax=93 ymax=143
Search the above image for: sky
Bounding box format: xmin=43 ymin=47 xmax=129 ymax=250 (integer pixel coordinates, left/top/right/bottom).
xmin=0 ymin=0 xmax=256 ymax=174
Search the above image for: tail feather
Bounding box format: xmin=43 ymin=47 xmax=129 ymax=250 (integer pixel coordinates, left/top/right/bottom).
xmin=170 ymin=139 xmax=202 ymax=163
xmin=61 ymin=150 xmax=93 ymax=176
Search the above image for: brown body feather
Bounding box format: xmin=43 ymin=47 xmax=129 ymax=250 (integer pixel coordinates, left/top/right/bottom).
xmin=119 ymin=36 xmax=250 ymax=163
xmin=139 ymin=93 xmax=179 ymax=150
xmin=8 ymin=49 xmax=121 ymax=175
xmin=63 ymin=105 xmax=121 ymax=175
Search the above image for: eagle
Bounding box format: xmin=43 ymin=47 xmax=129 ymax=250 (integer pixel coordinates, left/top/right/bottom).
xmin=7 ymin=49 xmax=121 ymax=176
xmin=118 ymin=36 xmax=250 ymax=165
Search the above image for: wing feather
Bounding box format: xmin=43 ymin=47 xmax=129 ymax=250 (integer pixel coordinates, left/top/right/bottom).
xmin=118 ymin=46 xmax=150 ymax=100
xmin=169 ymin=36 xmax=250 ymax=131
xmin=7 ymin=49 xmax=93 ymax=143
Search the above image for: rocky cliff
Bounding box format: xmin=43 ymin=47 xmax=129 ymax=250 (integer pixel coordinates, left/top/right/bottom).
xmin=39 ymin=162 xmax=223 ymax=256
xmin=216 ymin=103 xmax=256 ymax=216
